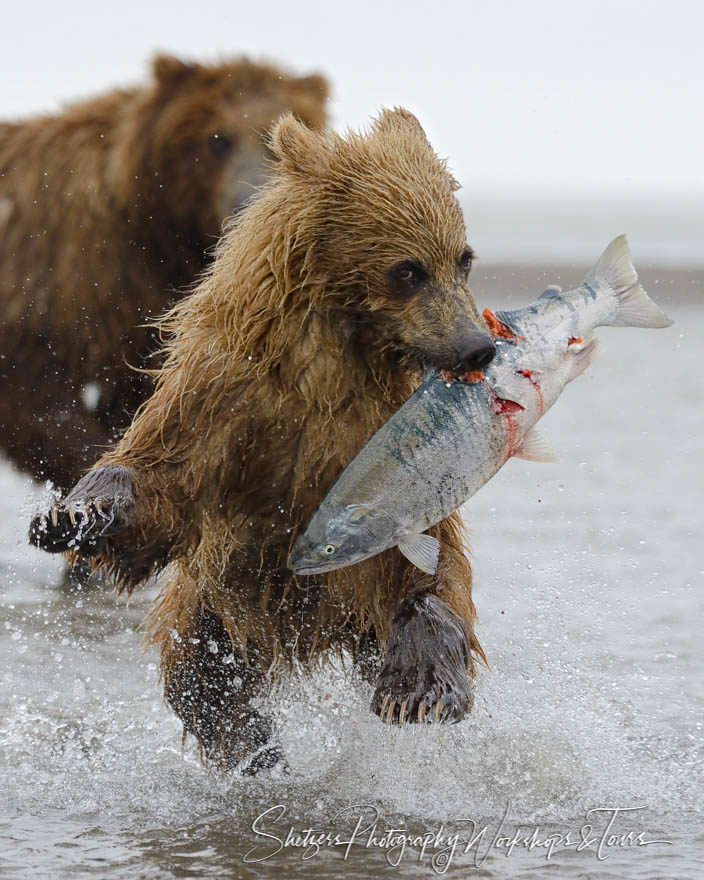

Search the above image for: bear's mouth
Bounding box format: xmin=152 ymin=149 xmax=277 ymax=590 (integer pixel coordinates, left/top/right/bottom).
xmin=400 ymin=326 xmax=497 ymax=376
xmin=406 ymin=344 xmax=496 ymax=376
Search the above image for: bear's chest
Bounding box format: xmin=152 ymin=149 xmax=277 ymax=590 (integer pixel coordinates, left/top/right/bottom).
xmin=230 ymin=375 xmax=410 ymax=533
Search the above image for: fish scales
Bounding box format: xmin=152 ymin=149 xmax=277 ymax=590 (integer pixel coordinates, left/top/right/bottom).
xmin=336 ymin=375 xmax=501 ymax=535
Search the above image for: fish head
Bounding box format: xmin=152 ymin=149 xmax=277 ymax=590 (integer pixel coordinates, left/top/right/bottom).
xmin=289 ymin=504 xmax=397 ymax=576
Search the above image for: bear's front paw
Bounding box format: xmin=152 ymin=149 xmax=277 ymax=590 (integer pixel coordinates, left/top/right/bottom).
xmin=371 ymin=593 xmax=473 ymax=725
xmin=29 ymin=465 xmax=135 ymax=555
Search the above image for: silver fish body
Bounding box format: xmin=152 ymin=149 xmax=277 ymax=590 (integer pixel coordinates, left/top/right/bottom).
xmin=290 ymin=236 xmax=672 ymax=577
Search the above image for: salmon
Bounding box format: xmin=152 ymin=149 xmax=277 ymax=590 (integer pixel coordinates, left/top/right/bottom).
xmin=289 ymin=236 xmax=672 ymax=576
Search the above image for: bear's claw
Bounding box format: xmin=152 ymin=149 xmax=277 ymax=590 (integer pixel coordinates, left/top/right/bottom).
xmin=29 ymin=465 xmax=135 ymax=555
xmin=371 ymin=593 xmax=474 ymax=725
xmin=372 ymin=690 xmax=466 ymax=725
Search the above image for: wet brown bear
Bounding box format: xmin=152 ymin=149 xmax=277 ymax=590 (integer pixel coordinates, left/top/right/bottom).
xmin=30 ymin=109 xmax=495 ymax=773
xmin=0 ymin=54 xmax=328 ymax=490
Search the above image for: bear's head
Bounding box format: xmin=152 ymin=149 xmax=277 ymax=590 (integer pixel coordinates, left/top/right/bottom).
xmin=270 ymin=108 xmax=495 ymax=374
xmin=113 ymin=54 xmax=328 ymax=249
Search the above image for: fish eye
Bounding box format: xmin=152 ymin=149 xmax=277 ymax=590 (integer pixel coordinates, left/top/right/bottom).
xmin=324 ymin=544 xmax=336 ymax=555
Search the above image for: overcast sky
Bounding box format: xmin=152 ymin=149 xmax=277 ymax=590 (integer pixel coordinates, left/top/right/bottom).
xmin=2 ymin=0 xmax=702 ymax=197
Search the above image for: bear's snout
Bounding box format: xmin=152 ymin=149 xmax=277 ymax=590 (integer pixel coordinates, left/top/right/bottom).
xmin=449 ymin=324 xmax=496 ymax=373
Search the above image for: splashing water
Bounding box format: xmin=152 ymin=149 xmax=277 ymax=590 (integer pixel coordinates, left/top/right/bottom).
xmin=0 ymin=274 xmax=702 ymax=879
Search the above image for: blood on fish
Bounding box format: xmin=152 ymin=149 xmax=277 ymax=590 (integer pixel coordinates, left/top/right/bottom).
xmin=490 ymin=394 xmax=524 ymax=415
xmin=461 ymin=370 xmax=484 ymax=383
xmin=488 ymin=390 xmax=525 ymax=456
xmin=568 ymin=336 xmax=583 ymax=345
xmin=505 ymin=416 xmax=520 ymax=455
xmin=517 ymin=368 xmax=544 ymax=415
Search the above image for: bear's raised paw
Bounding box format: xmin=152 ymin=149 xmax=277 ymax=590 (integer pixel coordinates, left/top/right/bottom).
xmin=29 ymin=465 xmax=135 ymax=555
xmin=371 ymin=594 xmax=474 ymax=725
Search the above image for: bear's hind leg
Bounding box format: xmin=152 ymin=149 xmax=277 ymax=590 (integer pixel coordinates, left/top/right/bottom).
xmin=159 ymin=605 xmax=282 ymax=774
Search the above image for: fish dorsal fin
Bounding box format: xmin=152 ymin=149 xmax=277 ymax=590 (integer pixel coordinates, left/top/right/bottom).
xmin=514 ymin=427 xmax=560 ymax=462
xmin=539 ymin=284 xmax=562 ymax=299
xmin=397 ymin=532 xmax=440 ymax=575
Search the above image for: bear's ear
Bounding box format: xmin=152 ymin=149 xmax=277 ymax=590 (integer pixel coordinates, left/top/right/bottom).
xmin=270 ymin=113 xmax=329 ymax=176
xmin=152 ymin=53 xmax=199 ymax=87
xmin=292 ymin=73 xmax=329 ymax=103
xmin=373 ymin=107 xmax=431 ymax=146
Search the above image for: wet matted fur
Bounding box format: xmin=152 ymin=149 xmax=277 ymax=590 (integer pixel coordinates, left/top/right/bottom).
xmin=31 ymin=108 xmax=489 ymax=768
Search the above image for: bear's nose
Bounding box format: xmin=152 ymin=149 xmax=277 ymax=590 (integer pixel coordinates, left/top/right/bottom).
xmin=454 ymin=329 xmax=496 ymax=372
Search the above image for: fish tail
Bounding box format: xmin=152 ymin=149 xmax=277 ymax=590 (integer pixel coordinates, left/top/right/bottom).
xmin=585 ymin=235 xmax=673 ymax=328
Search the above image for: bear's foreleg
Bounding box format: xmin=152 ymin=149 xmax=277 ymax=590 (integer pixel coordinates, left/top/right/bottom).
xmin=28 ymin=462 xmax=178 ymax=591
xmin=29 ymin=464 xmax=136 ymax=555
xmin=371 ymin=512 xmax=483 ymax=724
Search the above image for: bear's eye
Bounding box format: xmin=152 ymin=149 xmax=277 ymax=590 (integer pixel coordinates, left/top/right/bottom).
xmin=208 ymin=133 xmax=234 ymax=158
xmin=387 ymin=261 xmax=428 ymax=296
xmin=459 ymin=248 xmax=474 ymax=276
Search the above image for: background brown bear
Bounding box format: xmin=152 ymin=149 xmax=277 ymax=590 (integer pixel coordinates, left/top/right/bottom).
xmin=31 ymin=109 xmax=495 ymax=773
xmin=0 ymin=54 xmax=328 ymax=490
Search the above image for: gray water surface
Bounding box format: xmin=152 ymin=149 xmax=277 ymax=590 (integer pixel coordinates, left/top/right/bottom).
xmin=1 ymin=268 xmax=702 ymax=879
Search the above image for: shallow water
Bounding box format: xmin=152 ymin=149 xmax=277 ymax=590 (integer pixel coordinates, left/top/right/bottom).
xmin=1 ymin=266 xmax=702 ymax=879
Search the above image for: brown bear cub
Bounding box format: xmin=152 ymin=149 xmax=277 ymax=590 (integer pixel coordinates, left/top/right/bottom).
xmin=31 ymin=109 xmax=495 ymax=774
xmin=0 ymin=54 xmax=328 ymax=491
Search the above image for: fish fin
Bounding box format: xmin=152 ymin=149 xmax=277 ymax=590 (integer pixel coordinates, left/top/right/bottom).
xmin=397 ymin=533 xmax=440 ymax=575
xmin=585 ymin=235 xmax=673 ymax=328
xmin=514 ymin=427 xmax=560 ymax=462
xmin=567 ymin=336 xmax=602 ymax=381
xmin=539 ymin=284 xmax=562 ymax=299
